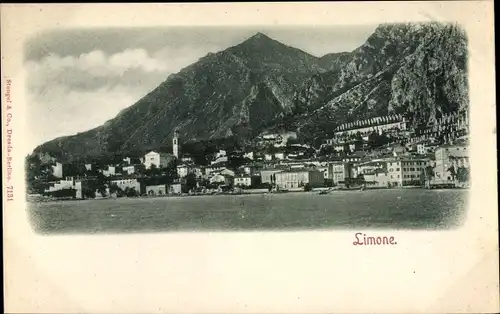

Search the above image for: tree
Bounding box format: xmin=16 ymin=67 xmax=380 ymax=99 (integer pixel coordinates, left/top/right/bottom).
xmin=124 ymin=187 xmax=139 ymax=197
xmin=147 ymin=164 xmax=161 ymax=176
xmin=424 ymin=165 xmax=435 ymax=188
xmin=183 ymin=173 xmax=197 ymax=193
xmin=318 ymin=145 xmax=334 ymax=157
xmin=109 ymin=183 xmax=125 ymax=197
xmin=286 ymin=137 xmax=301 ymax=146
xmin=97 ymin=186 xmax=107 ymax=197
xmin=447 ymin=164 xmax=456 ymax=181
xmin=456 ymin=166 xmax=469 ymax=183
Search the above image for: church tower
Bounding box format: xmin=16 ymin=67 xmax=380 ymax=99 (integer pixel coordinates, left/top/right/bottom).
xmin=173 ymin=129 xmax=179 ymax=158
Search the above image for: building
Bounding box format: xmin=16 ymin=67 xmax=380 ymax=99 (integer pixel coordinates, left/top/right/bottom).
xmin=177 ymin=164 xmax=193 ymax=178
xmin=234 ymin=175 xmax=252 ymax=187
xmin=274 ymin=169 xmax=324 ymax=189
xmin=274 ymin=152 xmax=287 ymax=160
xmin=220 ymin=168 xmax=235 ymax=177
xmin=260 ymin=169 xmax=284 ymax=184
xmin=355 ymin=160 xmax=386 ymax=176
xmin=386 ymin=157 xmax=429 ymax=187
xmin=169 ymin=183 xmax=182 ymax=194
xmin=192 ymin=167 xmax=204 ymax=178
xmin=434 ymin=145 xmax=469 ymax=182
xmin=44 ymin=177 xmax=83 ymax=199
xmin=102 ymin=165 xmax=116 ymax=177
xmin=363 ymin=169 xmax=389 ymax=187
xmin=211 ymin=155 xmax=228 ymax=165
xmin=244 ymin=152 xmax=254 ymax=160
xmin=215 ymin=150 xmax=227 ymax=159
xmin=143 ymin=151 xmax=175 ymax=169
xmin=238 ymin=165 xmax=253 ymax=175
xmin=122 ymin=164 xmax=141 ymax=175
xmin=257 ymin=133 xmax=284 ymax=146
xmin=233 ymin=174 xmax=260 ymax=187
xmin=328 ymin=162 xmax=352 ymax=185
xmin=110 ymin=178 xmax=142 ymax=193
xmin=52 ymin=162 xmax=63 ymax=178
xmin=173 ymin=129 xmax=180 ymax=158
xmin=209 ymin=173 xmax=233 ymax=185
xmin=410 ymin=110 xmax=469 ymax=145
xmin=333 ymin=114 xmax=407 ymax=140
xmin=145 ymin=184 xmax=167 ymax=196
xmin=205 ymin=163 xmax=227 ymax=176
xmin=317 ymin=166 xmax=329 ymax=179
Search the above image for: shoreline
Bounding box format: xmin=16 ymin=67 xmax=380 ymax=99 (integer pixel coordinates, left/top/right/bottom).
xmin=27 ymin=186 xmax=470 ymax=203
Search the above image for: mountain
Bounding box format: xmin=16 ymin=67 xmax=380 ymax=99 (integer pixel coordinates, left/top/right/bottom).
xmin=284 ymin=22 xmax=468 ymax=141
xmin=35 ymin=33 xmax=325 ymax=161
xmin=33 ymin=23 xmax=469 ymax=161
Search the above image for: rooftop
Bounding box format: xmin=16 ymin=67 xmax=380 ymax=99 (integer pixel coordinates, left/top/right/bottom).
xmin=277 ymin=168 xmax=321 ymax=173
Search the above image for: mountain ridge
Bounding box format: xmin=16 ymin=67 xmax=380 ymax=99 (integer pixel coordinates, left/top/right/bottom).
xmin=33 ymin=23 xmax=469 ymax=161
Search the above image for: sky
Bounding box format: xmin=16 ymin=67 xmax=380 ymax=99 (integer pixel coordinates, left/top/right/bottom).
xmin=24 ymin=25 xmax=378 ymax=152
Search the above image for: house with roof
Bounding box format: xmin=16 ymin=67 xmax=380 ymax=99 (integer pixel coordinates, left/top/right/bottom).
xmin=274 ymin=168 xmax=324 ymax=190
xmin=434 ymin=145 xmax=469 ymax=182
xmin=143 ymin=151 xmax=176 ymax=169
xmin=363 ymin=168 xmax=389 ymax=187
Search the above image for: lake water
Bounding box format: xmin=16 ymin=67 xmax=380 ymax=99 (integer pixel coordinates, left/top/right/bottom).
xmin=27 ymin=189 xmax=468 ymax=234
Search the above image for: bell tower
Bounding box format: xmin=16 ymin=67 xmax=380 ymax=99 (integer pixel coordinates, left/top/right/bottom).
xmin=173 ymin=129 xmax=179 ymax=158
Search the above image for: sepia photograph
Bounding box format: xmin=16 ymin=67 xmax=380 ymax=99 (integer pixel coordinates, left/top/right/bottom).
xmin=25 ymin=23 xmax=470 ymax=234
xmin=2 ymin=3 xmax=497 ymax=314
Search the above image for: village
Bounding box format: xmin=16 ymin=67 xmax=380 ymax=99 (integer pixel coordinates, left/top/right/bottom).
xmin=26 ymin=110 xmax=470 ymax=201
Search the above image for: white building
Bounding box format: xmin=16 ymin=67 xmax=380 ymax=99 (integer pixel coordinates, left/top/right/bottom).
xmin=143 ymin=151 xmax=174 ymax=169
xmin=328 ymin=162 xmax=352 ymax=184
xmin=211 ymin=156 xmax=228 ymax=165
xmin=386 ymin=158 xmax=429 ymax=187
xmin=173 ymin=130 xmax=180 ymax=158
xmin=110 ymin=178 xmax=141 ymax=192
xmin=260 ymin=169 xmax=283 ymax=184
xmin=44 ymin=177 xmax=82 ymax=199
xmin=146 ymin=184 xmax=167 ymax=196
xmin=215 ymin=149 xmax=227 ymax=159
xmin=122 ymin=165 xmax=136 ymax=175
xmin=169 ymin=183 xmax=182 ymax=194
xmin=363 ymin=170 xmax=389 ymax=187
xmin=434 ymin=145 xmax=469 ymax=181
xmin=274 ymin=169 xmax=324 ymax=189
xmin=210 ymin=174 xmax=232 ymax=185
xmin=234 ymin=175 xmax=252 ymax=187
xmin=103 ymin=165 xmax=116 ymax=177
xmin=177 ymin=164 xmax=192 ymax=178
xmin=244 ymin=152 xmax=254 ymax=160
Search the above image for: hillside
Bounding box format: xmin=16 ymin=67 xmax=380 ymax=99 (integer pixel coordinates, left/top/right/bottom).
xmin=33 ymin=23 xmax=469 ymax=160
xmin=285 ymin=22 xmax=468 ymax=142
xmin=35 ymin=33 xmax=326 ymax=161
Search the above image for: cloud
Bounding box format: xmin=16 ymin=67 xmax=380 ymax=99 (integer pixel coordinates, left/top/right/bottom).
xmin=26 ymin=84 xmax=146 ymax=154
xmin=24 ymin=48 xmax=180 ymax=153
xmin=25 ymin=48 xmax=172 ymax=91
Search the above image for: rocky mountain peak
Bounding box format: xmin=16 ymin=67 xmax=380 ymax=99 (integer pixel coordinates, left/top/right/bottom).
xmin=33 ymin=23 xmax=468 ymax=161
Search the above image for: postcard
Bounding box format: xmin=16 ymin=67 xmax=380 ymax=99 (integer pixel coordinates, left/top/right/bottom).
xmin=2 ymin=2 xmax=498 ymax=313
